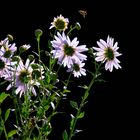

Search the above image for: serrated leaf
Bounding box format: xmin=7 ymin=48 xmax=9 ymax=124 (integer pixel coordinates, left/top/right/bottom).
xmin=0 ymin=92 xmax=10 ymax=103
xmin=62 ymin=130 xmax=68 ymax=140
xmin=70 ymin=100 xmax=78 ymax=110
xmin=8 ymin=130 xmax=17 ymax=138
xmin=78 ymin=112 xmax=85 ymax=119
xmin=5 ymin=109 xmax=10 ymax=122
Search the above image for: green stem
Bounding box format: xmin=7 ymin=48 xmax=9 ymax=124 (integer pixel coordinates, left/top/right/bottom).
xmin=3 ymin=123 xmax=8 ymax=140
xmin=67 ymin=27 xmax=76 ymax=36
xmin=68 ymin=65 xmax=101 ymax=140
xmin=37 ymin=38 xmax=41 ymax=64
xmin=44 ymin=73 xmax=72 ymax=138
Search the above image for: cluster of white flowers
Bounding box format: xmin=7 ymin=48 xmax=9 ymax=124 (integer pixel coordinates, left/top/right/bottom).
xmin=0 ymin=14 xmax=123 ymax=140
xmin=0 ymin=14 xmax=122 ymax=98
xmin=0 ymin=37 xmax=44 ymax=97
xmin=50 ymin=14 xmax=122 ymax=74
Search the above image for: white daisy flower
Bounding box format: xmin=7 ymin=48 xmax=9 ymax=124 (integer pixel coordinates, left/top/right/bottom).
xmin=49 ymin=14 xmax=69 ymax=31
xmin=51 ymin=32 xmax=88 ymax=68
xmin=6 ymin=59 xmax=43 ymax=98
xmin=20 ymin=44 xmax=31 ymax=52
xmin=93 ymin=36 xmax=122 ymax=72
xmin=0 ymin=37 xmax=17 ymax=58
xmin=67 ymin=60 xmax=86 ymax=78
xmin=0 ymin=57 xmax=15 ymax=79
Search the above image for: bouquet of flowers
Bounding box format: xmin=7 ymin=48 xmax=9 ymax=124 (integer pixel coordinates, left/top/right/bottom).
xmin=0 ymin=14 xmax=122 ymax=140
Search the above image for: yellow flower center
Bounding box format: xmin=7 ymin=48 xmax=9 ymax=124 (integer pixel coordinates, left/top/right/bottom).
xmin=64 ymin=44 xmax=75 ymax=56
xmin=19 ymin=69 xmax=31 ymax=84
xmin=55 ymin=19 xmax=66 ymax=31
xmin=105 ymin=47 xmax=114 ymax=60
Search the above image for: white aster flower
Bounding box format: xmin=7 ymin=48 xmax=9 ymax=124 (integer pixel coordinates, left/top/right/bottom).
xmin=67 ymin=60 xmax=86 ymax=78
xmin=0 ymin=57 xmax=15 ymax=79
xmin=6 ymin=59 xmax=43 ymax=97
xmin=93 ymin=36 xmax=122 ymax=72
xmin=0 ymin=37 xmax=17 ymax=58
xmin=49 ymin=14 xmax=69 ymax=31
xmin=51 ymin=32 xmax=88 ymax=68
xmin=19 ymin=44 xmax=31 ymax=52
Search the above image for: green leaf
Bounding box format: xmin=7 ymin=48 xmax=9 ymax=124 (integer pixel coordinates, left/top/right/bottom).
xmin=0 ymin=92 xmax=10 ymax=103
xmin=33 ymin=137 xmax=37 ymax=140
xmin=62 ymin=130 xmax=68 ymax=140
xmin=5 ymin=109 xmax=10 ymax=122
xmin=78 ymin=112 xmax=85 ymax=119
xmin=83 ymin=91 xmax=89 ymax=101
xmin=8 ymin=130 xmax=17 ymax=138
xmin=0 ymin=108 xmax=1 ymax=116
xmin=70 ymin=115 xmax=75 ymax=130
xmin=78 ymin=85 xmax=88 ymax=89
xmin=95 ymin=79 xmax=106 ymax=83
xmin=0 ymin=125 xmax=3 ymax=131
xmin=63 ymin=89 xmax=71 ymax=93
xmin=70 ymin=100 xmax=78 ymax=110
xmin=0 ymin=81 xmax=7 ymax=86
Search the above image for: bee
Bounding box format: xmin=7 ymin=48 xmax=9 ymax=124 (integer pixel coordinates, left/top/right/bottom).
xmin=78 ymin=10 xmax=87 ymax=18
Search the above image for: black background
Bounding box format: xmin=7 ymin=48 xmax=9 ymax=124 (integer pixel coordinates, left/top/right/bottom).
xmin=0 ymin=0 xmax=130 ymax=140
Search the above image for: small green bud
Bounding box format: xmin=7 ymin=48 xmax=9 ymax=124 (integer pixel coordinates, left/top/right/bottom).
xmin=7 ymin=34 xmax=13 ymax=41
xmin=32 ymin=70 xmax=41 ymax=79
xmin=88 ymin=48 xmax=93 ymax=54
xmin=75 ymin=22 xmax=81 ymax=30
xmin=35 ymin=29 xmax=43 ymax=38
xmin=12 ymin=56 xmax=21 ymax=62
xmin=28 ymin=55 xmax=34 ymax=61
xmin=45 ymin=51 xmax=50 ymax=57
xmin=31 ymin=64 xmax=39 ymax=69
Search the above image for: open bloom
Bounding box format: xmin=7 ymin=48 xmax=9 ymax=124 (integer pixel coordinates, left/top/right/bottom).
xmin=49 ymin=14 xmax=69 ymax=31
xmin=19 ymin=44 xmax=31 ymax=53
xmin=0 ymin=37 xmax=17 ymax=58
xmin=6 ymin=59 xmax=44 ymax=97
xmin=51 ymin=32 xmax=88 ymax=68
xmin=93 ymin=36 xmax=122 ymax=72
xmin=67 ymin=60 xmax=86 ymax=78
xmin=0 ymin=57 xmax=15 ymax=79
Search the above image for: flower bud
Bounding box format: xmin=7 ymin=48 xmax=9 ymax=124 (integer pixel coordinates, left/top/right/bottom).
xmin=75 ymin=22 xmax=81 ymax=30
xmin=28 ymin=55 xmax=34 ymax=61
xmin=7 ymin=34 xmax=13 ymax=41
xmin=88 ymin=48 xmax=93 ymax=54
xmin=12 ymin=56 xmax=21 ymax=62
xmin=31 ymin=64 xmax=40 ymax=69
xmin=35 ymin=29 xmax=43 ymax=38
xmin=45 ymin=51 xmax=50 ymax=57
xmin=32 ymin=69 xmax=41 ymax=79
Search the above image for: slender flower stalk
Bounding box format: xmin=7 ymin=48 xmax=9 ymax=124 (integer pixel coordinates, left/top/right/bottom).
xmin=68 ymin=63 xmax=102 ymax=140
